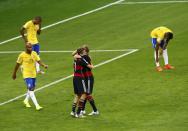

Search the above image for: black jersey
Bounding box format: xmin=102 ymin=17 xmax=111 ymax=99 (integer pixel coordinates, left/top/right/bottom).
xmin=73 ymin=58 xmax=88 ymax=77
xmin=82 ymin=55 xmax=93 ymax=77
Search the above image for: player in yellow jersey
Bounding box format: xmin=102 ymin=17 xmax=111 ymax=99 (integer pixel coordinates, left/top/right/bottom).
xmin=12 ymin=43 xmax=48 ymax=110
xmin=20 ymin=16 xmax=43 ymax=74
xmin=150 ymin=26 xmax=175 ymax=72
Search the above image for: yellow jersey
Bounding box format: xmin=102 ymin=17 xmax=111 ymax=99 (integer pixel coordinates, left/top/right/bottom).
xmin=17 ymin=51 xmax=40 ymax=78
xmin=150 ymin=26 xmax=173 ymax=40
xmin=23 ymin=20 xmax=39 ymax=45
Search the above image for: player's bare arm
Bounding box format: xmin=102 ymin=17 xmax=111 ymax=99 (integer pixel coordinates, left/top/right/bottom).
xmin=72 ymin=50 xmax=77 ymax=56
xmin=37 ymin=23 xmax=41 ymax=35
xmin=155 ymin=43 xmax=160 ymax=63
xmin=12 ymin=63 xmax=20 ymax=80
xmin=73 ymin=54 xmax=81 ymax=60
xmin=37 ymin=61 xmax=48 ymax=69
xmin=87 ymin=64 xmax=94 ymax=69
xmin=20 ymin=27 xmax=28 ymax=43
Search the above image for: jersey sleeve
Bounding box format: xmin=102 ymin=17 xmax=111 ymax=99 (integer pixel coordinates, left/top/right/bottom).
xmin=33 ymin=52 xmax=40 ymax=61
xmin=23 ymin=21 xmax=30 ymax=29
xmin=16 ymin=54 xmax=23 ymax=64
xmin=36 ymin=55 xmax=40 ymax=61
xmin=81 ymin=58 xmax=89 ymax=66
xmin=82 ymin=55 xmax=91 ymax=64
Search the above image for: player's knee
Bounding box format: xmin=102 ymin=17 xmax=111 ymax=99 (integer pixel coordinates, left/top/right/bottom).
xmin=73 ymin=95 xmax=79 ymax=103
xmin=86 ymin=95 xmax=93 ymax=101
xmin=80 ymin=93 xmax=87 ymax=100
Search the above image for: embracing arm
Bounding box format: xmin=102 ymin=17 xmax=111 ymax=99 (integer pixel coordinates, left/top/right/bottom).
xmin=87 ymin=64 xmax=94 ymax=69
xmin=72 ymin=50 xmax=77 ymax=56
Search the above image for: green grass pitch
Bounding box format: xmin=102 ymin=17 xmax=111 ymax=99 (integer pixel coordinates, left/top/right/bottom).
xmin=0 ymin=0 xmax=188 ymax=131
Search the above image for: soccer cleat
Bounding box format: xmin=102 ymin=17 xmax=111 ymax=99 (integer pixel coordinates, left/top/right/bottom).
xmin=156 ymin=66 xmax=163 ymax=72
xmin=81 ymin=110 xmax=86 ymax=115
xmin=88 ymin=111 xmax=99 ymax=116
xmin=23 ymin=100 xmax=31 ymax=108
xmin=164 ymin=64 xmax=175 ymax=70
xmin=75 ymin=114 xmax=86 ymax=118
xmin=36 ymin=105 xmax=43 ymax=111
xmin=70 ymin=111 xmax=75 ymax=116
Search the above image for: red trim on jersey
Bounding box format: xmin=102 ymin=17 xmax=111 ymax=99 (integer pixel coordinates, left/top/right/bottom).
xmin=75 ymin=65 xmax=83 ymax=70
xmin=84 ymin=71 xmax=93 ymax=77
xmin=74 ymin=73 xmax=84 ymax=77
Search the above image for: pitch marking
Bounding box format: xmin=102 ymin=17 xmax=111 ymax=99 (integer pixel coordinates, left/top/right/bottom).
xmin=0 ymin=49 xmax=138 ymax=106
xmin=117 ymin=0 xmax=188 ymax=5
xmin=0 ymin=0 xmax=124 ymax=45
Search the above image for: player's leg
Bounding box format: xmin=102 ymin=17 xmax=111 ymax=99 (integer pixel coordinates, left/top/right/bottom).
xmin=87 ymin=77 xmax=99 ymax=115
xmin=76 ymin=93 xmax=86 ymax=118
xmin=71 ymin=77 xmax=79 ymax=116
xmin=87 ymin=95 xmax=99 ymax=115
xmin=81 ymin=78 xmax=88 ymax=115
xmin=71 ymin=94 xmax=79 ymax=116
xmin=163 ymin=49 xmax=175 ymax=69
xmin=25 ymin=78 xmax=42 ymax=110
xmin=81 ymin=99 xmax=87 ymax=115
xmin=23 ymin=89 xmax=31 ymax=108
xmin=76 ymin=79 xmax=87 ymax=117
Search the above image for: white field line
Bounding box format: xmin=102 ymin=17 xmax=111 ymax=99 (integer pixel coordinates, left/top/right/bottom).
xmin=0 ymin=49 xmax=138 ymax=54
xmin=0 ymin=0 xmax=124 ymax=45
xmin=0 ymin=49 xmax=138 ymax=106
xmin=118 ymin=0 xmax=188 ymax=4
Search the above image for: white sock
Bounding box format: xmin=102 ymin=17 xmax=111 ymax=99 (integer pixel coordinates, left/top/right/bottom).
xmin=36 ymin=62 xmax=40 ymax=72
xmin=163 ymin=49 xmax=168 ymax=65
xmin=24 ymin=90 xmax=30 ymax=102
xmin=154 ymin=50 xmax=160 ymax=67
xmin=29 ymin=91 xmax=39 ymax=107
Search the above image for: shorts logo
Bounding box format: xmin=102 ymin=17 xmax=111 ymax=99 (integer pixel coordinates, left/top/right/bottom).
xmin=28 ymin=84 xmax=31 ymax=88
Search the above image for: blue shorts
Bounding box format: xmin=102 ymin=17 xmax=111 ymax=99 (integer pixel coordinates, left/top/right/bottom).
xmin=24 ymin=78 xmax=36 ymax=90
xmin=151 ymin=38 xmax=164 ymax=48
xmin=32 ymin=44 xmax=40 ymax=55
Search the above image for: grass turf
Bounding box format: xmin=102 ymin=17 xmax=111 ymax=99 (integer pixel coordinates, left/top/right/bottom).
xmin=0 ymin=0 xmax=188 ymax=131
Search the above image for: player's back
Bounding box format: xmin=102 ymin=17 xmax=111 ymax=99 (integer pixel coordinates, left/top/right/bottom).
xmin=82 ymin=55 xmax=93 ymax=77
xmin=151 ymin=26 xmax=172 ymax=39
xmin=73 ymin=58 xmax=85 ymax=77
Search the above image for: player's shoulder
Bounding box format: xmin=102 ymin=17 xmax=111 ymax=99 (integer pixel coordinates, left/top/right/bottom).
xmin=82 ymin=55 xmax=88 ymax=59
xmin=31 ymin=51 xmax=38 ymax=55
xmin=19 ymin=51 xmax=26 ymax=56
xmin=82 ymin=55 xmax=90 ymax=60
xmin=151 ymin=27 xmax=159 ymax=34
xmin=26 ymin=20 xmax=32 ymax=24
xmin=18 ymin=52 xmax=27 ymax=59
xmin=24 ymin=20 xmax=33 ymax=27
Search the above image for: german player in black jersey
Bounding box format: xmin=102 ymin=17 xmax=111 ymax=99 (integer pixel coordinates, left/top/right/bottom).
xmin=71 ymin=47 xmax=94 ymax=118
xmin=72 ymin=45 xmax=99 ymax=116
